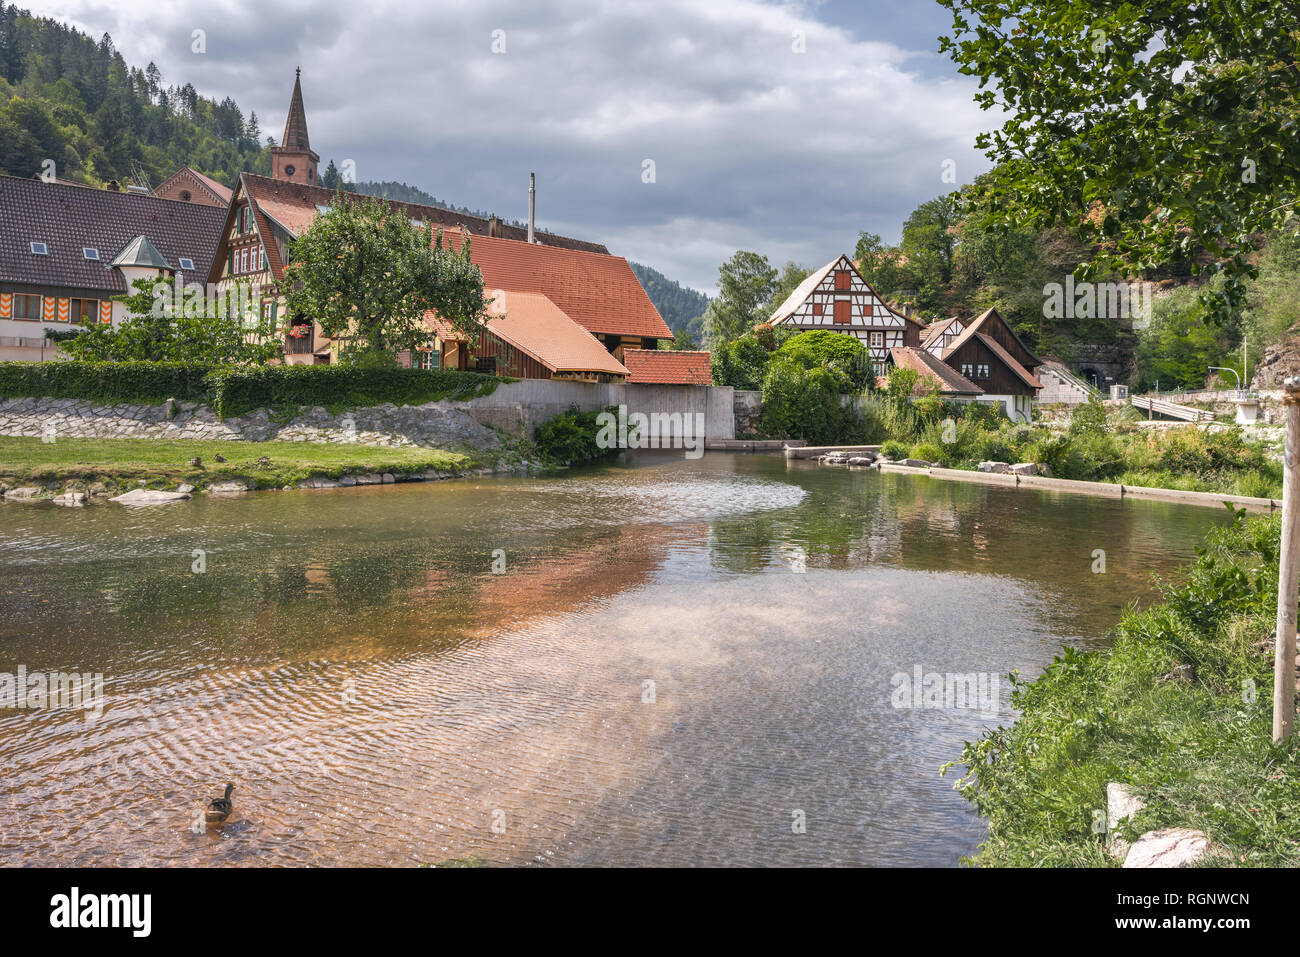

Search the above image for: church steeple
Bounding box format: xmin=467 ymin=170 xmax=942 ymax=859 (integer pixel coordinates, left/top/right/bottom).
xmin=270 ymin=68 xmax=320 ymax=185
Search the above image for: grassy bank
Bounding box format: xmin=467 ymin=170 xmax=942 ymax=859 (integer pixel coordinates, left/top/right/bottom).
xmin=946 ymin=510 xmax=1300 ymax=866
xmin=0 ymin=436 xmax=491 ymax=492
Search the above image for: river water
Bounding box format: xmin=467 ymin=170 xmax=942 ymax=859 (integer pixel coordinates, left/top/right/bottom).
xmin=0 ymin=452 xmax=1231 ymax=866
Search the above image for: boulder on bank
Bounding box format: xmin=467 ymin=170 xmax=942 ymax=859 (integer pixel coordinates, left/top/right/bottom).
xmin=52 ymin=491 xmax=86 ymax=507
xmin=1106 ymin=783 xmax=1146 ymax=860
xmin=847 ymin=456 xmax=874 ymax=466
xmin=110 ymin=488 xmax=190 ymax=505
xmin=208 ymin=480 xmax=251 ymax=493
xmin=1011 ymin=462 xmax=1051 ymax=477
xmin=897 ymin=458 xmax=934 ymax=469
xmin=978 ymin=461 xmax=1012 ymax=474
xmin=1122 ymin=827 xmax=1211 ymax=868
xmin=297 ymin=477 xmax=341 ymax=489
xmin=4 ymin=486 xmax=46 ymax=502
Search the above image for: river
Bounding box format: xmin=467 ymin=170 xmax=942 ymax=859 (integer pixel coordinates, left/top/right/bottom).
xmin=0 ymin=452 xmax=1231 ymax=866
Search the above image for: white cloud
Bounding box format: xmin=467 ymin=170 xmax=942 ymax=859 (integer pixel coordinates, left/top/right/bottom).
xmin=23 ymin=0 xmax=997 ymax=293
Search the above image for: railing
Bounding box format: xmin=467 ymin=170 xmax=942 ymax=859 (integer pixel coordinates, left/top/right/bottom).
xmin=284 ymin=331 xmax=314 ymax=354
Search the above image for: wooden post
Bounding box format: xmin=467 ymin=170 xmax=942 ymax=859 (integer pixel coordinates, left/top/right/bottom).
xmin=1274 ymin=376 xmax=1300 ymax=744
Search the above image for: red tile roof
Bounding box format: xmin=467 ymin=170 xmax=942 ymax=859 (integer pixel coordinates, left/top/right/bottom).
xmin=621 ymin=349 xmax=713 ymax=385
xmin=479 ymin=292 xmax=629 ymax=375
xmin=0 ymin=175 xmax=225 ymax=293
xmin=239 ymin=173 xmax=607 ymax=255
xmin=445 ymin=229 xmax=673 ymax=341
xmin=890 ymin=346 xmax=982 ymax=395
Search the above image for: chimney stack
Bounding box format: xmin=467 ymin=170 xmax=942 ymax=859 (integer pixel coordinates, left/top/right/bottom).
xmin=488 ymin=214 xmax=502 ymax=238
xmin=527 ymin=172 xmax=535 ymax=243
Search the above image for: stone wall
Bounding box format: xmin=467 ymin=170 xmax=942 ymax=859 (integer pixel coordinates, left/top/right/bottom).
xmin=0 ymin=396 xmax=503 ymax=449
xmin=0 ymin=379 xmax=740 ymax=448
xmin=734 ymin=390 xmax=763 ymax=436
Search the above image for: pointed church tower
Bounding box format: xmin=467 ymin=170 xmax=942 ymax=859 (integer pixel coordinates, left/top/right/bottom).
xmin=270 ymin=68 xmax=319 ymax=185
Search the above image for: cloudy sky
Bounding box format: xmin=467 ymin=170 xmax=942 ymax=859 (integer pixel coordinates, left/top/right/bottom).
xmin=25 ymin=0 xmax=997 ymax=293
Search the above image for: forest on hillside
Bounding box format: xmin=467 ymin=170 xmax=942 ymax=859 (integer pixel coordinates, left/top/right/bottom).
xmin=628 ymin=262 xmax=709 ymax=347
xmin=0 ymin=2 xmax=269 ymax=189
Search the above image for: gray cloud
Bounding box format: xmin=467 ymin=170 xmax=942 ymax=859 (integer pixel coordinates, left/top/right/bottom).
xmin=27 ymin=0 xmax=995 ymax=292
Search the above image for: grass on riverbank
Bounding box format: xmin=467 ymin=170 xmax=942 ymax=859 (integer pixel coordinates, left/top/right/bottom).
xmin=0 ymin=436 xmax=490 ymax=491
xmin=946 ymin=510 xmax=1300 ymax=866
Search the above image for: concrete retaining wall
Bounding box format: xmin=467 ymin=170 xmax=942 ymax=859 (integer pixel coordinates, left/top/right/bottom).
xmin=878 ymin=461 xmax=1276 ymax=511
xmin=458 ymin=379 xmax=735 ymax=441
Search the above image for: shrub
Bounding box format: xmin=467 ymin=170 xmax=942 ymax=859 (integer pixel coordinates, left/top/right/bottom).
xmin=775 ymin=330 xmax=875 ymax=390
xmin=0 ymin=360 xmax=212 ymax=404
xmin=761 ymin=359 xmax=854 ymax=445
xmin=1068 ymin=399 xmax=1109 ymax=436
xmin=534 ymin=406 xmax=616 ymax=466
xmin=0 ymin=361 xmax=503 ymax=419
xmin=712 ymin=335 xmax=770 ymax=390
xmin=880 ymin=439 xmax=909 ymax=459
xmin=909 ymin=441 xmax=946 ymax=465
xmin=205 ymin=365 xmax=500 ymax=418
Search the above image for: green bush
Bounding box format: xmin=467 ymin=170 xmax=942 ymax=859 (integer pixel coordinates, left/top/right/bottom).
xmin=909 ymin=441 xmax=945 ymax=465
xmin=207 ymin=365 xmax=500 ymax=418
xmin=711 ymin=335 xmax=770 ymax=390
xmin=0 ymin=360 xmax=212 ymax=404
xmin=775 ymin=330 xmax=875 ymax=390
xmin=880 ymin=439 xmax=909 ymax=459
xmin=1068 ymin=399 xmax=1110 ymax=436
xmin=533 ymin=406 xmax=616 ymax=466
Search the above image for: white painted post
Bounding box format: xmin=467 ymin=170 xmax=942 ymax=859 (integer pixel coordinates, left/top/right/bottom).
xmin=1274 ymin=376 xmax=1300 ymax=744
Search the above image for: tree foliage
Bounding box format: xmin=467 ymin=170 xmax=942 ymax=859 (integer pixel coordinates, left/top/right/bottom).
xmin=939 ymin=0 xmax=1300 ymax=323
xmin=280 ymin=193 xmax=491 ymax=364
xmin=57 ymin=276 xmax=280 ymax=364
xmin=702 ymin=250 xmax=777 ymax=347
xmin=0 ymin=2 xmax=269 ymax=186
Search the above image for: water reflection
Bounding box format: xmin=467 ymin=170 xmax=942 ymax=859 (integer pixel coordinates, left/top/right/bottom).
xmin=0 ymin=452 xmax=1230 ymax=866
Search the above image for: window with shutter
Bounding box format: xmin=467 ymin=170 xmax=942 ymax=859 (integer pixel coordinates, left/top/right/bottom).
xmin=833 ymin=300 xmax=850 ymax=324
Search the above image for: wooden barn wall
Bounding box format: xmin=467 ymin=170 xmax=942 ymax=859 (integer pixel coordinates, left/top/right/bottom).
xmin=475 ymin=329 xmax=552 ymax=379
xmin=946 ymin=338 xmax=1033 ymax=396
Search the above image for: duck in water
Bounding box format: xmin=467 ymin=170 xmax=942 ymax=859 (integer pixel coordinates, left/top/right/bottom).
xmin=205 ymin=783 xmax=235 ymax=825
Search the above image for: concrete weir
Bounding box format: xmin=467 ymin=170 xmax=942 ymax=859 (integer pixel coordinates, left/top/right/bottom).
xmin=877 ymin=462 xmax=1277 ymax=512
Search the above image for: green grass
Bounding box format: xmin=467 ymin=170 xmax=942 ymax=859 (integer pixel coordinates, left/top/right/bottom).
xmin=0 ymin=436 xmax=491 ymax=492
xmin=946 ymin=512 xmax=1300 ymax=866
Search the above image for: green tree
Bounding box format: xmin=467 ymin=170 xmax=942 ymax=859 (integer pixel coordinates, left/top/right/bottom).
xmin=1134 ymin=286 xmax=1226 ymax=391
xmin=58 ymin=276 xmax=280 ymax=364
xmin=762 ymin=260 xmax=811 ymax=315
xmin=703 ymin=250 xmax=776 ymax=347
xmin=939 ymin=0 xmax=1300 ymax=322
xmin=280 ymin=193 xmax=490 ymax=364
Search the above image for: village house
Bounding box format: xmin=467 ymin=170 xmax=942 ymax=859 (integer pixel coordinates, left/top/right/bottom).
xmin=0 ymin=175 xmax=225 ymax=361
xmin=768 ymin=253 xmax=1042 ymax=422
xmin=150 ymin=165 xmax=233 ymax=207
xmin=206 ymin=71 xmax=689 ymax=382
xmin=767 ymin=253 xmax=926 ymax=369
xmin=918 ymin=307 xmax=1043 ymax=422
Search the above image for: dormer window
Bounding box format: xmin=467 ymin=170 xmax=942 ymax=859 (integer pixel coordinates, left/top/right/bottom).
xmin=178 ymin=257 xmax=195 ymax=271
xmin=29 ymin=241 xmax=48 ymax=255
xmin=83 ymin=248 xmax=100 ymax=260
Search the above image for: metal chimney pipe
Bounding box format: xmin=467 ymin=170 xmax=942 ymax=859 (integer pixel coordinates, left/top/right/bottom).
xmin=528 ymin=172 xmax=535 ymax=243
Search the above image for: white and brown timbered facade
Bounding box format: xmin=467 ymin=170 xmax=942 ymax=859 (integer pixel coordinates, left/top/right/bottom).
xmin=767 ymin=254 xmax=923 ymax=368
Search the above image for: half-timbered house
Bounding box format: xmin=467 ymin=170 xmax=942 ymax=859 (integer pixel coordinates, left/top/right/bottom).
xmin=767 ymin=254 xmax=925 ymax=370
xmin=922 ymin=307 xmax=1042 ymax=421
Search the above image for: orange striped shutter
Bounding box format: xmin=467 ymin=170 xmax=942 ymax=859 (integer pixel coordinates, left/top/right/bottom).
xmin=41 ymin=297 xmax=55 ymax=322
xmin=56 ymin=298 xmax=70 ymax=322
xmin=0 ymin=294 xmax=10 ymax=319
xmin=99 ymin=301 xmax=113 ymax=324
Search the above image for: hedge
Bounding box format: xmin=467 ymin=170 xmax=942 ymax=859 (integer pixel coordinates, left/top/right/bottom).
xmin=0 ymin=361 xmax=504 ymax=418
xmin=206 ymin=365 xmax=502 ymax=417
xmin=0 ymin=361 xmax=213 ymax=404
